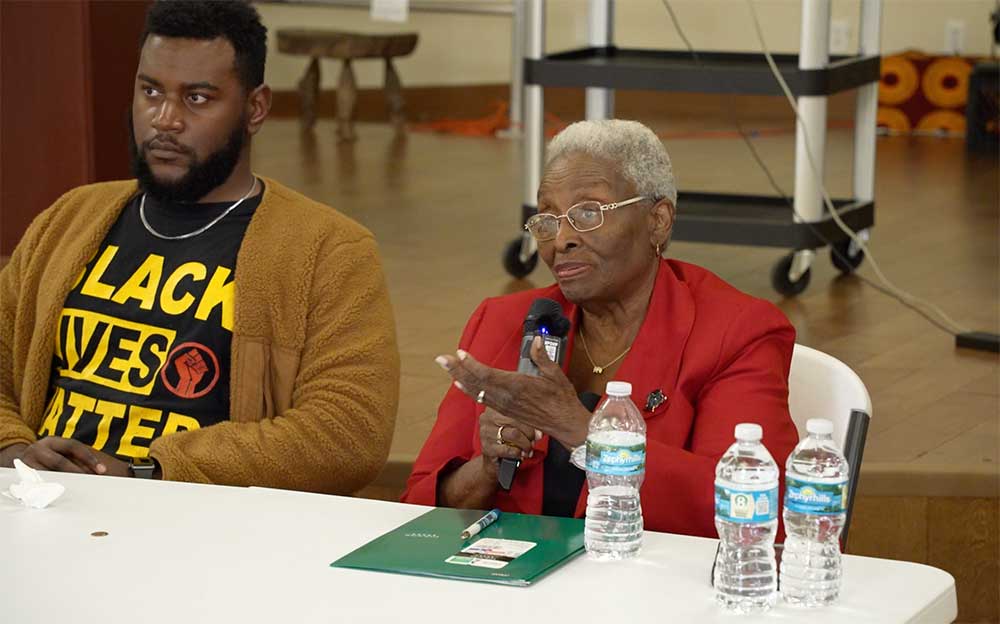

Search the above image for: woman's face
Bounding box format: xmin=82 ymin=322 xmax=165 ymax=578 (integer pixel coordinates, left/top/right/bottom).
xmin=536 ymin=152 xmax=666 ymax=305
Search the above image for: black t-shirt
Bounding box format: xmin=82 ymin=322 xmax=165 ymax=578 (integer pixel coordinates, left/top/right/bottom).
xmin=37 ymin=186 xmax=262 ymax=460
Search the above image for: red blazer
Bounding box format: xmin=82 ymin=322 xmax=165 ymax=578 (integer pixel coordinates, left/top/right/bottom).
xmin=402 ymin=259 xmax=799 ymax=539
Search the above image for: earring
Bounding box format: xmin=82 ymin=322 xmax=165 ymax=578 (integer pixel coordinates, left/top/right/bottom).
xmin=654 ymin=242 xmax=662 ymax=257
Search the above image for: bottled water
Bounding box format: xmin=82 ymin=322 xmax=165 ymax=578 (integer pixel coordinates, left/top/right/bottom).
xmin=780 ymin=418 xmax=849 ymax=607
xmin=584 ymin=381 xmax=646 ymax=560
xmin=713 ymin=423 xmax=779 ymax=613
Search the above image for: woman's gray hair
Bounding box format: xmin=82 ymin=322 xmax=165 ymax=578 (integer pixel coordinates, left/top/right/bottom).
xmin=546 ymin=119 xmax=677 ymax=206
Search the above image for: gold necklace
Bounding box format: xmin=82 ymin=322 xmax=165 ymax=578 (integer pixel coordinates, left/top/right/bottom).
xmin=578 ymin=330 xmax=631 ymax=375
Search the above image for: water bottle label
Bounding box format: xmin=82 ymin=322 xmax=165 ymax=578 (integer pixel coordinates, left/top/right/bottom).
xmin=585 ymin=441 xmax=646 ymax=476
xmin=784 ymin=477 xmax=848 ymax=514
xmin=714 ymin=484 xmax=778 ymax=523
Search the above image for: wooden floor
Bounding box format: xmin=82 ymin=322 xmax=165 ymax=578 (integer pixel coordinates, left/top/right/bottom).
xmin=253 ymin=117 xmax=999 ymax=498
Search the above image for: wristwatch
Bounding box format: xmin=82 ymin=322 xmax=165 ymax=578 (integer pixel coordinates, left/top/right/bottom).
xmin=129 ymin=457 xmax=156 ymax=479
xmin=570 ymin=445 xmax=587 ymax=470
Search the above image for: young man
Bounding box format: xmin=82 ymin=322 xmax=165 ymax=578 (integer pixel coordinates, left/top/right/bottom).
xmin=0 ymin=0 xmax=399 ymax=494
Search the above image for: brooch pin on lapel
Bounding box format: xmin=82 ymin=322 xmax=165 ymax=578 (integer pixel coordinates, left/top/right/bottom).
xmin=645 ymin=389 xmax=666 ymax=413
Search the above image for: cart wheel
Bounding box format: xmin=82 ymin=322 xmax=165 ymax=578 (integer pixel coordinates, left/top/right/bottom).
xmin=771 ymin=253 xmax=811 ymax=296
xmin=830 ymin=239 xmax=865 ymax=274
xmin=502 ymin=237 xmax=538 ymax=278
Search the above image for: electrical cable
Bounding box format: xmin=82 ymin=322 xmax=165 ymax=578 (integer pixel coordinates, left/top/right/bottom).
xmin=659 ymin=0 xmax=972 ymax=337
xmin=743 ymin=0 xmax=970 ymax=334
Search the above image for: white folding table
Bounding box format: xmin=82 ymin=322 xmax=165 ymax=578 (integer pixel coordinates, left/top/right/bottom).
xmin=1 ymin=469 xmax=956 ymax=623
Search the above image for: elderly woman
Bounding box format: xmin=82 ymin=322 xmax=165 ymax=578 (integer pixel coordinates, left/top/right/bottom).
xmin=401 ymin=119 xmax=799 ymax=537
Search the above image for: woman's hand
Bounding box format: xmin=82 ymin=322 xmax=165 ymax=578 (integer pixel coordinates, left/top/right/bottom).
xmin=477 ymin=407 xmax=539 ymax=479
xmin=435 ymin=336 xmax=591 ymax=448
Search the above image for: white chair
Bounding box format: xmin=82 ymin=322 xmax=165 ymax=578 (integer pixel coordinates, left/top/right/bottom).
xmin=710 ymin=344 xmax=873 ymax=585
xmin=787 ymin=344 xmax=872 ymax=548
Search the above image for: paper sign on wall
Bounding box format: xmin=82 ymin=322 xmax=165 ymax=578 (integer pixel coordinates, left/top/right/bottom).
xmin=371 ymin=0 xmax=409 ymax=23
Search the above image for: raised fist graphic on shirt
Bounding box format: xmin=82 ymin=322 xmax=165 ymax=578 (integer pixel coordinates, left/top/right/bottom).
xmin=175 ymin=348 xmax=209 ymax=398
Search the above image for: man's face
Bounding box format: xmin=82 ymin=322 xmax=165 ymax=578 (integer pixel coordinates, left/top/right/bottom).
xmin=130 ymin=35 xmax=248 ymax=202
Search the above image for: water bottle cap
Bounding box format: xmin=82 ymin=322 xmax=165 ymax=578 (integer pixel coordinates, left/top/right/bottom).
xmin=807 ymin=418 xmax=834 ymax=435
xmin=605 ymin=381 xmax=632 ymax=397
xmin=734 ymin=423 xmax=763 ymax=441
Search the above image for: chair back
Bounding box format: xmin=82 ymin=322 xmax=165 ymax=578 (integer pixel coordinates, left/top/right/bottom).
xmin=788 ymin=344 xmax=872 ymax=548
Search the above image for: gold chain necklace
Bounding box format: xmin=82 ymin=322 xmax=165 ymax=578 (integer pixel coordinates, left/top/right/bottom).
xmin=578 ymin=329 xmax=631 ymax=375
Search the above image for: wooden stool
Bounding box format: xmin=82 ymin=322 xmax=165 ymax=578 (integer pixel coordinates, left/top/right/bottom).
xmin=277 ymin=29 xmax=418 ymax=142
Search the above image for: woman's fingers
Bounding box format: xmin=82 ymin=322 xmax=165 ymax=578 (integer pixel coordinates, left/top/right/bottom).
xmin=496 ymin=424 xmax=533 ymax=453
xmin=479 ymin=410 xmax=536 ymax=458
xmin=529 ymin=335 xmax=562 ymax=377
xmin=435 ymin=346 xmax=577 ymax=438
xmin=436 ymin=351 xmax=516 ymax=410
xmin=484 ymin=440 xmax=531 ymax=462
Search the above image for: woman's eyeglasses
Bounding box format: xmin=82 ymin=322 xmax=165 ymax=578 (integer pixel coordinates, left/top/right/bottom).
xmin=524 ymin=196 xmax=651 ymax=242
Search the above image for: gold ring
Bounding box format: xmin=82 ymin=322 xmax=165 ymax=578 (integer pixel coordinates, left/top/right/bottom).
xmin=496 ymin=425 xmax=506 ymax=445
xmin=476 ymin=390 xmax=486 ymax=404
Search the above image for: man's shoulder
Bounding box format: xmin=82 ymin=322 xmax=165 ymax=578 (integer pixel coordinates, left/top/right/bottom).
xmin=71 ymin=179 xmax=139 ymax=196
xmin=55 ymin=180 xmax=137 ymax=204
xmin=17 ymin=180 xmax=136 ymax=248
xmin=44 ymin=180 xmax=137 ymax=217
xmin=258 ymin=177 xmax=373 ymax=245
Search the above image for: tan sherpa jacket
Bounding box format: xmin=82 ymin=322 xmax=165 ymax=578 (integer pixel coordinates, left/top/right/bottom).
xmin=0 ymin=177 xmax=399 ymax=494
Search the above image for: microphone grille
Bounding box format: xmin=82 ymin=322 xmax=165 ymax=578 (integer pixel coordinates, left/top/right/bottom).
xmin=526 ymin=297 xmax=563 ymax=319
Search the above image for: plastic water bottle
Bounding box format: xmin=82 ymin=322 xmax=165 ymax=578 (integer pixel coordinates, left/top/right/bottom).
xmin=584 ymin=381 xmax=646 ymax=560
xmin=713 ymin=423 xmax=779 ymax=613
xmin=780 ymin=418 xmax=849 ymax=607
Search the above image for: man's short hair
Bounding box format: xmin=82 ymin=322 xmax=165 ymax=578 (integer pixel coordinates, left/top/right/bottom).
xmin=142 ymin=0 xmax=268 ymax=91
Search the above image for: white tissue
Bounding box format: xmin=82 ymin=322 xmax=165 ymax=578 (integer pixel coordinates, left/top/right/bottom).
xmin=3 ymin=459 xmax=65 ymax=509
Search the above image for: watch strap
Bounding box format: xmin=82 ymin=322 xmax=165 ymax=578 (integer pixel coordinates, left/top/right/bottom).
xmin=129 ymin=458 xmax=156 ymax=479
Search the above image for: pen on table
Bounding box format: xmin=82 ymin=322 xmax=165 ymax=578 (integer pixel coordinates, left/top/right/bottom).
xmin=461 ymin=508 xmax=501 ymax=540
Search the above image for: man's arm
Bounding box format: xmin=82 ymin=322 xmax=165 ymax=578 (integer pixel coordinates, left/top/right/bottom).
xmin=147 ymin=235 xmax=400 ymax=494
xmin=0 ymin=204 xmax=61 ymax=465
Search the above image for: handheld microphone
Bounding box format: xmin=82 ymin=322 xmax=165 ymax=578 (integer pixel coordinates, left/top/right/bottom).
xmin=498 ymin=298 xmax=571 ymax=491
xmin=515 ymin=298 xmax=570 ymax=376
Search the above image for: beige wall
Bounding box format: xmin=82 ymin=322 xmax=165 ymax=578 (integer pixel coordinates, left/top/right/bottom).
xmin=257 ymin=0 xmax=998 ymax=90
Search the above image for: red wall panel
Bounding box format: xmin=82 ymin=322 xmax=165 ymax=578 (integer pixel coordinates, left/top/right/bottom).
xmin=0 ymin=0 xmax=149 ymax=255
xmin=1 ymin=1 xmax=93 ymax=255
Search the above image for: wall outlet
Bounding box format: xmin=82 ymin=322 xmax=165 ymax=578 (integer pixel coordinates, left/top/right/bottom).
xmin=945 ymin=19 xmax=965 ymax=55
xmin=830 ymin=18 xmax=851 ymax=55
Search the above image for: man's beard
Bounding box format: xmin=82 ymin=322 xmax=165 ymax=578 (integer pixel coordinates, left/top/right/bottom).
xmin=129 ymin=113 xmax=247 ymax=203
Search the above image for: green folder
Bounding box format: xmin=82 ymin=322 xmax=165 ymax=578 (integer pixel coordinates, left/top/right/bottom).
xmin=331 ymin=508 xmax=585 ymax=587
